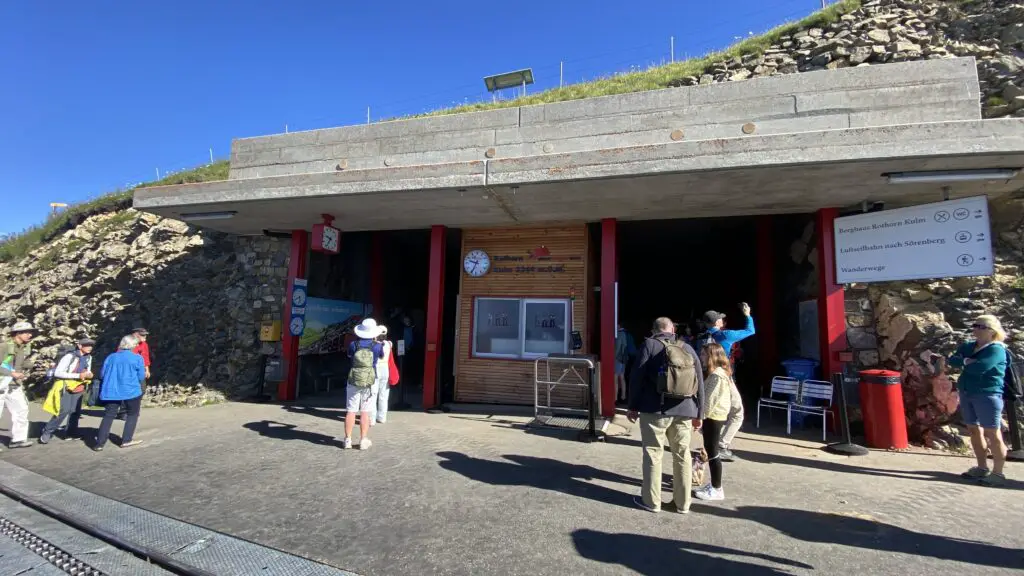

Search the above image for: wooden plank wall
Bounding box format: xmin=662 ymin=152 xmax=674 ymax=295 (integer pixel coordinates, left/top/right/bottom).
xmin=456 ymin=225 xmax=589 ymax=406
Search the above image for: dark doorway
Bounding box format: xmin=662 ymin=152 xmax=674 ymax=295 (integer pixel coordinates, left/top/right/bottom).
xmin=617 ymin=217 xmax=761 ymax=399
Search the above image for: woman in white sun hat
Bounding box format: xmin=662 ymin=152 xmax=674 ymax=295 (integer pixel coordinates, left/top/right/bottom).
xmin=343 ymin=318 xmax=385 ymax=449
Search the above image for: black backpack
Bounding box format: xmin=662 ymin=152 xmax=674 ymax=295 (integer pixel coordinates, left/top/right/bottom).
xmin=1004 ymin=347 xmax=1023 ymax=401
xmin=696 ymin=331 xmax=717 ymax=353
xmin=44 ymin=345 xmax=78 ymax=383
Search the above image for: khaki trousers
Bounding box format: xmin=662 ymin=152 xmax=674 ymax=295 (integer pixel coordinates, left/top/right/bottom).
xmin=639 ymin=413 xmax=693 ymax=512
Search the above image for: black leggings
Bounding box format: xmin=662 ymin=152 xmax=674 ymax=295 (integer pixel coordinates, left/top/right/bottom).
xmin=703 ymin=419 xmax=725 ymax=489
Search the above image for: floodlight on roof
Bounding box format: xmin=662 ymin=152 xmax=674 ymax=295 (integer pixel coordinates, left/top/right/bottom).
xmin=484 ymin=68 xmax=534 ymax=93
xmin=885 ymin=169 xmax=1020 ymax=184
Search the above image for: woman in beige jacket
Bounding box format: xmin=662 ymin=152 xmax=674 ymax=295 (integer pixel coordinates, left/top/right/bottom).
xmin=694 ymin=342 xmax=733 ymax=502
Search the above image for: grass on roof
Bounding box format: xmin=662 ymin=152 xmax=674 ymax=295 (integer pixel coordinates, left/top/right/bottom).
xmin=0 ymin=161 xmax=230 ymax=264
xmin=418 ymin=0 xmax=862 ymax=118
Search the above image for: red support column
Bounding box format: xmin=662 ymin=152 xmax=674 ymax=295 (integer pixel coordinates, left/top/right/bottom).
xmin=280 ymin=229 xmax=309 ymax=402
xmin=816 ymin=208 xmax=848 ymax=380
xmin=600 ymin=218 xmax=617 ymax=418
xmin=756 ymin=216 xmax=779 ymax=388
xmin=422 ymin=225 xmax=446 ymax=410
xmin=370 ymin=232 xmax=385 ymax=318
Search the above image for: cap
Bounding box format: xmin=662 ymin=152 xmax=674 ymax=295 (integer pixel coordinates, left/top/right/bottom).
xmin=79 ymin=338 xmax=96 ymax=347
xmin=703 ymin=311 xmax=726 ymax=325
xmin=10 ymin=322 xmax=34 ymax=333
xmin=132 ymin=327 xmax=149 ymax=335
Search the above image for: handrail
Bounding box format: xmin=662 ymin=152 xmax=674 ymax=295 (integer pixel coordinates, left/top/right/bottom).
xmin=533 ymin=355 xmax=600 ymax=441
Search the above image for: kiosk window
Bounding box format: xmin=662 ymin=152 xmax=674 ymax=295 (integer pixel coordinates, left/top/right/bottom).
xmin=473 ymin=297 xmax=570 ymax=359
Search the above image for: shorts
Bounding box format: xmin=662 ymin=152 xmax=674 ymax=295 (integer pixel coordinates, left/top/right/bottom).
xmin=614 ymin=361 xmax=626 ymax=375
xmin=346 ymin=383 xmax=378 ymax=413
xmin=960 ymin=393 xmax=1004 ymax=429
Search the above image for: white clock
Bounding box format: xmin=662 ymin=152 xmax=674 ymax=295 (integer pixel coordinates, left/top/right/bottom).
xmin=464 ymin=249 xmax=491 ymax=277
xmin=321 ymin=226 xmax=339 ymax=252
xmin=292 ymin=288 xmax=307 ymax=307
xmin=289 ymin=316 xmax=305 ymax=336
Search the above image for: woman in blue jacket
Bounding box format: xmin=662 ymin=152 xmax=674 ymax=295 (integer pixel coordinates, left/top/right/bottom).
xmin=94 ymin=334 xmax=147 ymax=451
xmin=933 ymin=315 xmax=1010 ymax=486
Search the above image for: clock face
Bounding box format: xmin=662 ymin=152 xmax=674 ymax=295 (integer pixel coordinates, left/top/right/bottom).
xmin=463 ymin=249 xmax=491 ymax=277
xmin=292 ymin=288 xmax=307 ymax=307
xmin=321 ymin=227 xmax=339 ymax=252
xmin=290 ymin=317 xmax=305 ymax=336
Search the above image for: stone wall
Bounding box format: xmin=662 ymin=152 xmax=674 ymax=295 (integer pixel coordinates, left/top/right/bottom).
xmin=0 ymin=210 xmax=290 ymax=405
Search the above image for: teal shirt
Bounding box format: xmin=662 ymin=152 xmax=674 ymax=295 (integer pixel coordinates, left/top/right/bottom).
xmin=949 ymin=341 xmax=1007 ymax=396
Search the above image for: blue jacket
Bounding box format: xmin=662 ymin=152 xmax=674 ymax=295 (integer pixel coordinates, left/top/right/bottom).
xmin=710 ymin=315 xmax=756 ymax=355
xmin=99 ymin=350 xmax=146 ymax=401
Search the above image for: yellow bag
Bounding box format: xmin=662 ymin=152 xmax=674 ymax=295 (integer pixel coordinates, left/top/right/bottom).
xmin=42 ymin=381 xmax=63 ymax=417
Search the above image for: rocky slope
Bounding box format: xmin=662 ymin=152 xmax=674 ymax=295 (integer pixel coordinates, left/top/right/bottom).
xmin=0 ymin=210 xmax=288 ymax=405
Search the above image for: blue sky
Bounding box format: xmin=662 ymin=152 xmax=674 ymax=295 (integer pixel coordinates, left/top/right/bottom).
xmin=0 ymin=0 xmax=827 ymax=235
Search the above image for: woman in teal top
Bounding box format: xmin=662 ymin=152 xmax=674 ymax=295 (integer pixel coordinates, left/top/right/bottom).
xmin=933 ymin=315 xmax=1009 ymax=486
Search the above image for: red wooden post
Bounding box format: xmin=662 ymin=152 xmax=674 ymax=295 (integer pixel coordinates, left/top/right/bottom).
xmin=600 ymin=218 xmax=617 ymax=417
xmin=816 ymin=208 xmax=848 ymax=380
xmin=370 ymin=232 xmax=384 ymax=318
xmin=280 ymin=229 xmax=310 ymax=401
xmin=422 ymin=225 xmax=446 ymax=410
xmin=756 ymin=216 xmax=779 ymax=387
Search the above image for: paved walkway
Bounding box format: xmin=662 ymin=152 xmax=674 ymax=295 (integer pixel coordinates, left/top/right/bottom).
xmin=1 ymin=399 xmax=1022 ymax=575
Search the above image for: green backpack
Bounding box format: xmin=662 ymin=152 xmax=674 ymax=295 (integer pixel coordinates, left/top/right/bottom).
xmin=348 ymin=343 xmax=377 ymax=388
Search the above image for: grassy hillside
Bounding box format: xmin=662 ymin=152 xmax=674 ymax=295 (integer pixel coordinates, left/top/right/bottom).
xmin=0 ymin=161 xmax=229 ymax=263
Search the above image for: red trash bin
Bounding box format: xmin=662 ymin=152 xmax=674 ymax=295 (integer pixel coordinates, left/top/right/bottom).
xmin=858 ymin=369 xmax=908 ymax=450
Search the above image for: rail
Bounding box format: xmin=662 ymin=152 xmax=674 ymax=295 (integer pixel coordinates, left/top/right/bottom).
xmin=534 ymin=355 xmax=601 ymax=441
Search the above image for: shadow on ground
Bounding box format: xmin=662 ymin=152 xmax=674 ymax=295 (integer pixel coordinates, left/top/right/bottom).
xmin=437 ymin=451 xmax=638 ymax=509
xmin=243 ymin=420 xmax=344 ymax=448
xmin=572 ymin=528 xmax=813 ymax=575
xmin=734 ymin=448 xmax=1024 ymax=490
xmin=697 ymin=505 xmax=1024 ymax=570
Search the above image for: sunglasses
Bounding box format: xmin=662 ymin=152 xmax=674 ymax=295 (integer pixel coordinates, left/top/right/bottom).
xmin=971 ymin=324 xmax=992 ymax=330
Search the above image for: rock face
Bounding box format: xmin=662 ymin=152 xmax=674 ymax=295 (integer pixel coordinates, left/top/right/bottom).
xmin=0 ymin=210 xmax=289 ymax=403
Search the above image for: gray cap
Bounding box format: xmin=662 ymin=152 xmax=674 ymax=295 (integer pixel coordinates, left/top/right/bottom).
xmin=79 ymin=338 xmax=96 ymax=347
xmin=703 ymin=311 xmax=726 ymax=325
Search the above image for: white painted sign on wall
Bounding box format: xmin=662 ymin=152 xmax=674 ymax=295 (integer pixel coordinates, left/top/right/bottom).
xmin=834 ymin=196 xmax=993 ymax=284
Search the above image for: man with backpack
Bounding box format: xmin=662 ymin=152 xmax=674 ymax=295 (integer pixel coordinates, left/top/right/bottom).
xmin=0 ymin=322 xmax=37 ymax=449
xmin=40 ymin=338 xmax=95 ymax=444
xmin=343 ymin=318 xmax=385 ymax=450
xmin=699 ymin=304 xmax=756 ymax=462
xmin=627 ymin=317 xmax=704 ymax=514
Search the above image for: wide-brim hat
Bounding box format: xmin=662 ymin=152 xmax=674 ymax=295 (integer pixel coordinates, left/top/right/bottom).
xmin=354 ymin=318 xmax=382 ymax=339
xmin=10 ymin=322 xmax=34 ymax=334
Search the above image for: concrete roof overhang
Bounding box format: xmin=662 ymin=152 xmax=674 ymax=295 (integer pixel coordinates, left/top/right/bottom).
xmin=133 ymin=118 xmax=1024 ymax=234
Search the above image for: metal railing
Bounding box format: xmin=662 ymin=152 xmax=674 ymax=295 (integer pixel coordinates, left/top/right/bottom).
xmin=533 ymin=355 xmax=601 ymax=441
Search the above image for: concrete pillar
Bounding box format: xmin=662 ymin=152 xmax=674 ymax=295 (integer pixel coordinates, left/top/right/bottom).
xmin=600 ymin=218 xmax=617 ymax=417
xmin=816 ymin=208 xmax=848 ymax=380
xmin=423 ymin=225 xmax=446 ymax=410
xmin=280 ymin=230 xmax=310 ymax=401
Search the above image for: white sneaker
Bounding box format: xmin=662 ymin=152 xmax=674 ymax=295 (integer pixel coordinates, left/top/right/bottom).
xmin=343 ymin=437 xmax=352 ymax=449
xmin=693 ymin=485 xmax=725 ymax=501
xmin=358 ymin=438 xmax=372 ymax=450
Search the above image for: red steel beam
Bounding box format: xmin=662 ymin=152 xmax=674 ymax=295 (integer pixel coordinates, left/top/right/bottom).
xmin=422 ymin=225 xmax=446 ymax=410
xmin=280 ymin=229 xmax=310 ymax=401
xmin=600 ymin=218 xmax=617 ymax=418
xmin=816 ymin=208 xmax=848 ymax=381
xmin=756 ymin=216 xmax=779 ymax=389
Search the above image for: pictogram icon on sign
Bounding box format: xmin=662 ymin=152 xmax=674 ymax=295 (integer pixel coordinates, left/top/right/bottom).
xmin=957 ymin=254 xmax=974 ymax=267
xmin=934 ymin=210 xmax=951 ymax=223
xmin=953 ymin=208 xmax=970 ymax=220
xmin=955 ymin=231 xmax=972 ymax=243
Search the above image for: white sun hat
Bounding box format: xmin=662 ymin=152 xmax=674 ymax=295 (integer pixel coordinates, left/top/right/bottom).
xmin=354 ymin=318 xmax=383 ymax=339
xmin=9 ymin=322 xmax=34 ymax=333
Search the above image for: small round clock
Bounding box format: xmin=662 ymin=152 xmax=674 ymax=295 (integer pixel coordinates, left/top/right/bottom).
xmin=292 ymin=288 xmax=307 ymax=307
xmin=289 ymin=316 xmax=305 ymax=336
xmin=463 ymin=249 xmax=491 ymax=277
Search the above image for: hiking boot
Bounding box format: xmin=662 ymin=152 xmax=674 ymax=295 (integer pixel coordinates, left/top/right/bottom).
xmin=980 ymin=472 xmax=1006 ymax=487
xmin=719 ymin=448 xmax=736 ymax=462
xmin=342 ymin=437 xmax=353 ymax=449
xmin=663 ymin=501 xmax=690 ymax=515
xmin=92 ymin=445 xmax=104 ymax=452
xmin=961 ymin=466 xmax=990 ymax=479
xmin=693 ymin=485 xmax=725 ymax=501
xmin=38 ymin=433 xmax=52 ymax=445
xmin=358 ymin=438 xmax=373 ymax=451
xmin=633 ymin=495 xmax=659 ymax=513
xmin=120 ymin=440 xmax=144 ymax=448
xmin=9 ymin=440 xmax=33 ymax=449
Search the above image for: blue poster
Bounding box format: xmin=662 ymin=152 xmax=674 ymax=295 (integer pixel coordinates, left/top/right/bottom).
xmin=298 ymin=297 xmax=368 ymax=356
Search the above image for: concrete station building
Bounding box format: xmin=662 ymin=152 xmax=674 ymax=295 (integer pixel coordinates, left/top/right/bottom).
xmin=135 ymin=57 xmax=1024 ymax=416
